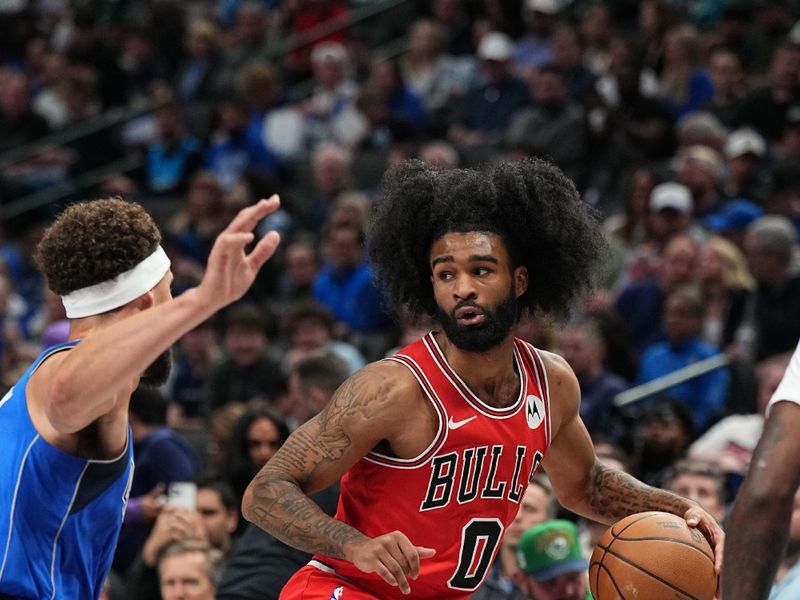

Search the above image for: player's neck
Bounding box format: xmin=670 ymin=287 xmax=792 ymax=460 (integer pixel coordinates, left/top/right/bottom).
xmin=438 ymin=332 xmax=518 ymax=398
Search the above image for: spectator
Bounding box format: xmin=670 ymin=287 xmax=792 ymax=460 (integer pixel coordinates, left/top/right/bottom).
xmin=659 ymin=25 xmax=714 ymax=118
xmin=514 ymin=0 xmax=559 ymax=70
xmin=615 ymin=233 xmax=700 ymax=352
xmin=158 ymin=540 xmax=223 ymax=600
xmin=505 ymin=65 xmax=586 ymax=174
xmin=115 ymin=387 xmax=200 ymax=573
xmin=648 ymin=181 xmax=696 ymax=250
xmin=215 ymin=2 xmax=273 ymax=95
xmin=176 ymin=19 xmax=224 ymax=103
xmin=688 ymin=352 xmax=790 ymax=478
xmin=285 ymin=348 xmax=351 ymax=428
xmin=303 ymin=142 xmax=354 ymax=230
xmin=723 ymin=128 xmax=770 ymax=203
xmin=367 ymin=59 xmax=427 ymax=131
xmin=450 ymin=32 xmax=529 ymax=148
xmin=142 ymin=100 xmax=203 ymax=196
xmin=215 ymin=360 xmax=341 ymax=600
xmin=167 ymin=172 xmax=227 ymax=271
xmin=272 ymin=235 xmax=320 ymax=317
xmin=238 ymin=62 xmax=305 ymax=162
xmin=549 ymin=24 xmax=596 ymax=103
xmin=0 ymin=69 xmax=50 ymax=155
xmin=636 ymin=285 xmax=730 ymax=432
xmin=313 ymin=222 xmax=391 ymax=335
xmin=556 ymin=315 xmax=629 ymax=436
xmin=676 ymin=144 xmax=726 ymax=217
xmin=204 ymin=303 xmax=285 ymax=413
xmin=734 ymin=42 xmax=800 ymax=142
xmin=631 ymin=396 xmax=695 ymax=488
xmin=514 ymin=520 xmax=591 ymax=600
xmin=282 ymin=301 xmax=366 ymax=375
xmin=698 ymin=235 xmax=754 ymax=352
xmin=743 ymin=216 xmax=800 ymax=360
xmin=401 ymin=19 xmax=474 ymax=123
xmin=706 ymin=48 xmax=747 ymax=127
xmin=204 ymin=97 xmax=277 ymax=191
xmin=419 ymin=140 xmax=460 ymax=169
xmin=285 ymin=0 xmax=349 ymax=79
xmin=302 ymin=42 xmax=362 ymax=148
xmin=665 ymin=459 xmax=727 ymax=525
xmin=704 ymin=199 xmax=764 ymax=252
xmin=222 ymin=408 xmax=289 ymax=504
xmin=126 ymin=479 xmax=240 ymax=600
xmin=579 ymin=2 xmax=611 ymax=77
xmin=166 ymin=320 xmax=220 ymax=425
xmin=596 ymin=47 xmax=676 ymax=160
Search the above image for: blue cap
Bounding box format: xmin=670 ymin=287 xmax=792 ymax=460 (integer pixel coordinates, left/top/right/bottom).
xmin=705 ymin=199 xmax=763 ymax=232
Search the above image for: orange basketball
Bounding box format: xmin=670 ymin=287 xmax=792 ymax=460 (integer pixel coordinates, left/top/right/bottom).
xmin=589 ymin=511 xmax=717 ymax=600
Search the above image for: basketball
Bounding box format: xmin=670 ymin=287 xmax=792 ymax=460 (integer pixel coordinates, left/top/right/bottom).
xmin=589 ymin=511 xmax=717 ymax=600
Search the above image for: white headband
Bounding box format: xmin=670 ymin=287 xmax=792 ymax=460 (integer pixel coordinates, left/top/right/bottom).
xmin=62 ymin=246 xmax=171 ymax=319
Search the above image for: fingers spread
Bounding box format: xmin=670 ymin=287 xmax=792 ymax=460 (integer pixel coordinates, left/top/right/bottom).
xmin=246 ymin=231 xmax=281 ymax=270
xmin=227 ymin=196 xmax=280 ymax=234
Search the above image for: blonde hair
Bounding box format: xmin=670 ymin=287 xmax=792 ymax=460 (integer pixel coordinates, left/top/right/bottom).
xmin=705 ymin=235 xmax=754 ymax=290
xmin=661 ymin=24 xmax=701 ymax=105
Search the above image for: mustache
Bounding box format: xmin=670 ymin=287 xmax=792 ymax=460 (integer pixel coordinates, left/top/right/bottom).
xmin=452 ymin=300 xmax=485 ymax=316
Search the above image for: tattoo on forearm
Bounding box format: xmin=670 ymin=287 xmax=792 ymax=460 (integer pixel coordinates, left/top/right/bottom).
xmin=244 ymin=372 xmax=386 ymax=557
xmin=589 ymin=462 xmax=691 ymax=521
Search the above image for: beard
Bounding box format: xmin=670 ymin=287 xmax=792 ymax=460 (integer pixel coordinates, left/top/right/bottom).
xmin=139 ymin=348 xmax=173 ymax=387
xmin=436 ymin=288 xmax=519 ymax=353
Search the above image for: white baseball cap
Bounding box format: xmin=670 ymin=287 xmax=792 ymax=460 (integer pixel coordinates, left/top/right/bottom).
xmin=650 ymin=182 xmax=693 ymax=214
xmin=478 ymin=32 xmax=514 ymax=62
xmin=725 ymin=128 xmax=766 ymax=159
xmin=525 ymin=0 xmax=561 ymax=14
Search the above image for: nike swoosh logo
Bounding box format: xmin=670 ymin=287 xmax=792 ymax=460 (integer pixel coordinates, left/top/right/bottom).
xmin=448 ymin=416 xmax=477 ymax=430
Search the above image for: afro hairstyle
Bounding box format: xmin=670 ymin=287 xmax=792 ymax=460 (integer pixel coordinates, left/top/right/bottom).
xmin=368 ymin=159 xmax=607 ymax=320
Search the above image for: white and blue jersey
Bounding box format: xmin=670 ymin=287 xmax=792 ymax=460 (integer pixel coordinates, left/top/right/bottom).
xmin=0 ymin=342 xmax=134 ymax=600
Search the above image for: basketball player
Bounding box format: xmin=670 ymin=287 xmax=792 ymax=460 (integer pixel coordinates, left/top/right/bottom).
xmin=242 ymin=160 xmax=724 ymax=599
xmin=0 ymin=196 xmax=281 ymax=599
xmin=723 ymin=337 xmax=800 ymax=599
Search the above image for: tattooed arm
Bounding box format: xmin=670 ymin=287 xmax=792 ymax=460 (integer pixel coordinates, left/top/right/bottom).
xmin=722 ymin=401 xmax=800 ymax=600
xmin=241 ymin=361 xmax=435 ymax=594
xmin=539 ymin=352 xmax=725 ymax=570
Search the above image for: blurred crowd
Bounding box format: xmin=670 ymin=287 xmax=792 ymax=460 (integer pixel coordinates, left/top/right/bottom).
xmin=3 ymin=0 xmax=800 ymax=598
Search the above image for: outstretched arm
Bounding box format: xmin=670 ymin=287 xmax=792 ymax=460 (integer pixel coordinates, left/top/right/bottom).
xmin=722 ymin=401 xmax=800 ymax=600
xmin=539 ymin=352 xmax=724 ymax=571
xmin=31 ymin=198 xmax=281 ymax=434
xmin=241 ymin=363 xmax=435 ymax=594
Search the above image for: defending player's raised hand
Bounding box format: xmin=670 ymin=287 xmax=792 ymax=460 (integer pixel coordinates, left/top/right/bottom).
xmin=344 ymin=531 xmax=436 ymax=595
xmin=198 ymin=195 xmax=281 ymax=310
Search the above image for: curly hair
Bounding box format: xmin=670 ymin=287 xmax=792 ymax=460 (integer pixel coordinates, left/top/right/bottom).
xmin=34 ymin=198 xmax=161 ymax=296
xmin=368 ymin=159 xmax=607 ymax=320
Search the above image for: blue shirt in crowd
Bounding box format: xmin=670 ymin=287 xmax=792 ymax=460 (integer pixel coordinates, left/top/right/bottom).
xmin=313 ymin=262 xmax=390 ymax=332
xmin=636 ymin=336 xmax=729 ymax=432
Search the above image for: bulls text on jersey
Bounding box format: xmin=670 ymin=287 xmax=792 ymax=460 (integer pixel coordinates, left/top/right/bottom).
xmin=421 ymin=446 xmax=544 ymax=511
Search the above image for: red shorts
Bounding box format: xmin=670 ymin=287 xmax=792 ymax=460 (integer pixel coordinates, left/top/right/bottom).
xmin=280 ymin=564 xmax=380 ymax=600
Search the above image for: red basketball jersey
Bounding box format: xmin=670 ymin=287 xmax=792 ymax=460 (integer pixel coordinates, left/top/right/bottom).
xmin=313 ymin=332 xmax=552 ymax=599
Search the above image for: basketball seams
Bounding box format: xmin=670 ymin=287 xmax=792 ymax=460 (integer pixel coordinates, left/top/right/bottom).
xmin=600 ymin=546 xmax=703 ymax=600
xmin=611 ymin=535 xmax=714 ymax=564
xmin=591 ymin=562 xmax=628 ymax=600
xmin=591 ymin=512 xmax=717 ymax=600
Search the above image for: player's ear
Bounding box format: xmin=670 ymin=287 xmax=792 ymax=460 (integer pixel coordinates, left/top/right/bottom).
xmin=514 ymin=266 xmax=528 ymax=297
xmin=129 ymin=290 xmax=154 ymax=312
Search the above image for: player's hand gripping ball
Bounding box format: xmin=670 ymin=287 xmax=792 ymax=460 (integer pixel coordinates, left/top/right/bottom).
xmin=589 ymin=511 xmax=717 ymax=600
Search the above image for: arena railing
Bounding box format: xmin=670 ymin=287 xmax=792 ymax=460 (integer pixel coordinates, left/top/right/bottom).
xmin=613 ymin=354 xmax=730 ymax=408
xmin=0 ymin=0 xmax=417 ymax=222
